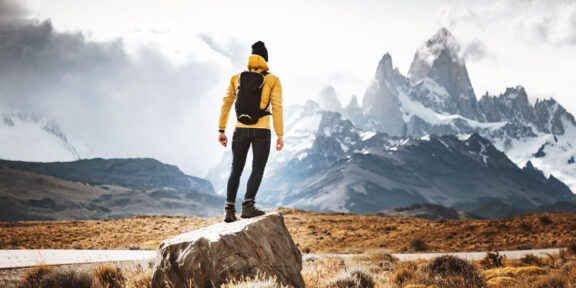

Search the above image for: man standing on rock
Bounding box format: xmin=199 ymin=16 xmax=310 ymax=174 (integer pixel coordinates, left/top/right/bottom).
xmin=218 ymin=41 xmax=284 ymax=223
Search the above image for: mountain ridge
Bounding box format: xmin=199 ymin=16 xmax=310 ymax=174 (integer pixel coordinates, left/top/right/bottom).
xmin=0 ymin=158 xmax=223 ymax=221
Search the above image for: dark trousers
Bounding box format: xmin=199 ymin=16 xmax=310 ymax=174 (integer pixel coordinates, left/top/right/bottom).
xmin=226 ymin=128 xmax=271 ymax=205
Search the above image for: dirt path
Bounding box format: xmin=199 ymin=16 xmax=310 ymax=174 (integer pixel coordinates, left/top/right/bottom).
xmin=0 ymin=248 xmax=562 ymax=269
xmin=0 ymin=249 xmax=156 ymax=269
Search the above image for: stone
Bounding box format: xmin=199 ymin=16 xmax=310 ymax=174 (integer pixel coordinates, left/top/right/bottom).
xmin=151 ymin=211 xmax=304 ymax=288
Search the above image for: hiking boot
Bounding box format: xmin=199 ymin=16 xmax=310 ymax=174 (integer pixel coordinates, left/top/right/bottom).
xmin=224 ymin=204 xmax=238 ymax=223
xmin=224 ymin=208 xmax=237 ymax=223
xmin=240 ymin=201 xmax=265 ymax=218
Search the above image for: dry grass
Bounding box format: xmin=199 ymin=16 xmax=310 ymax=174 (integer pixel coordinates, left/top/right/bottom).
xmin=2 ymin=208 xmax=575 ymax=253
xmin=0 ymin=215 xmax=220 ymax=250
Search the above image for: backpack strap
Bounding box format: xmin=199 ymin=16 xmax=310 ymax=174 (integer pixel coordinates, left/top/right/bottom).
xmin=260 ymin=71 xmax=271 ymax=113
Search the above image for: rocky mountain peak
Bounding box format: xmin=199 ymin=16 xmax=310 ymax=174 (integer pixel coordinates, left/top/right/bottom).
xmin=361 ymin=53 xmax=405 ymax=136
xmin=407 ymin=28 xmax=481 ymax=120
xmin=317 ymin=85 xmax=342 ymax=113
xmin=534 ymin=98 xmax=576 ymax=135
xmin=375 ymin=52 xmax=394 ymax=81
xmin=343 ymin=95 xmax=364 ymax=128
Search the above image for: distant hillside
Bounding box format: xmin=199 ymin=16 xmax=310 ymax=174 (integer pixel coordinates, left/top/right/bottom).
xmin=0 ymin=158 xmax=223 ymax=221
xmin=0 ymin=158 xmax=213 ymax=193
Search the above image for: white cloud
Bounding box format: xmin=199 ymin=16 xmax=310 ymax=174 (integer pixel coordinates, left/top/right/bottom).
xmin=0 ymin=19 xmax=229 ymax=177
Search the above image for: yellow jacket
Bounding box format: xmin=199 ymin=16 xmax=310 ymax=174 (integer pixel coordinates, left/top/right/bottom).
xmin=218 ymin=54 xmax=284 ymax=137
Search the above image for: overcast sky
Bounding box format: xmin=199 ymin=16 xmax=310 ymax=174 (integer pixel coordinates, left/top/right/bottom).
xmin=2 ymin=0 xmax=576 ymax=177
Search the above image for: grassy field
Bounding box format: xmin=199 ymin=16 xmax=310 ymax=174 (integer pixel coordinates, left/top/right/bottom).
xmin=2 ymin=208 xmax=575 ymax=253
xmin=2 ymin=208 xmax=576 ymax=287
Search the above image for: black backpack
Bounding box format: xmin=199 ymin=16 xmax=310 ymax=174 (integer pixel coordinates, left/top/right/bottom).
xmin=235 ymin=71 xmax=271 ymax=125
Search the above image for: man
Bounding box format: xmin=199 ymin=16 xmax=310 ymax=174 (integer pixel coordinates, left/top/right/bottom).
xmin=218 ymin=41 xmax=284 ymax=223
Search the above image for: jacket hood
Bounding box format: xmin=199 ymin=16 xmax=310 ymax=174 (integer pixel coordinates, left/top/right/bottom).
xmin=247 ymin=54 xmax=269 ymax=71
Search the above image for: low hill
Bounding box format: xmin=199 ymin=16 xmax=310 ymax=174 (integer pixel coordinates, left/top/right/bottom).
xmin=0 ymin=159 xmax=224 ymax=221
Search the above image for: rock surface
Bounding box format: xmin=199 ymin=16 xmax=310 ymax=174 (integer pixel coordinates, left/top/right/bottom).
xmin=151 ymin=212 xmax=304 ymax=288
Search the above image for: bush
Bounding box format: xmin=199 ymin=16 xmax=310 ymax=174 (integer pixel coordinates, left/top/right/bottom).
xmin=19 ymin=265 xmax=54 ymax=288
xmin=409 ymin=239 xmax=428 ymax=252
xmin=125 ymin=268 xmax=152 ymax=288
xmin=93 ymin=264 xmax=125 ymax=288
xmin=19 ymin=265 xmax=93 ymax=288
xmin=424 ymin=255 xmax=484 ymax=288
xmin=329 ymin=270 xmax=375 ymax=288
xmin=568 ymin=243 xmax=576 ymax=256
xmin=390 ymin=267 xmax=416 ymax=287
xmin=520 ymin=254 xmax=544 ymax=267
xmin=480 ymin=252 xmax=505 ymax=269
xmin=538 ymin=216 xmax=553 ymax=225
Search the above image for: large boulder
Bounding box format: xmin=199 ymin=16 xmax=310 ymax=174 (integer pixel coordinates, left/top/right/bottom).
xmin=151 ymin=212 xmax=304 ymax=288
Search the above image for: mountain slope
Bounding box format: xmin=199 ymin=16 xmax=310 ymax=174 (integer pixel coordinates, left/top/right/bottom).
xmin=0 ymin=158 xmax=222 ymax=220
xmin=259 ymin=133 xmax=572 ymax=217
xmin=0 ymin=158 xmax=213 ymax=193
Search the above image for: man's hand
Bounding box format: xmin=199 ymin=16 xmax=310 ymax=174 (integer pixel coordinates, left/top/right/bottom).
xmin=276 ymin=137 xmax=284 ymax=151
xmin=218 ymin=132 xmax=228 ymax=147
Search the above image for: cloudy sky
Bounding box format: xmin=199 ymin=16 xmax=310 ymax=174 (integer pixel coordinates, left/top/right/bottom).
xmin=1 ymin=0 xmax=575 ymax=177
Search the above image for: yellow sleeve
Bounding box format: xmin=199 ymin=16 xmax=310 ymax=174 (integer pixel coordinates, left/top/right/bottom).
xmin=218 ymin=75 xmax=237 ymax=132
xmin=270 ymin=77 xmax=284 ymax=137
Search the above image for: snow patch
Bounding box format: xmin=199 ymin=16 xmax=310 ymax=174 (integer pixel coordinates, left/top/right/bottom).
xmin=0 ymin=113 xmax=79 ymax=162
xmin=397 ymin=88 xmax=506 ymax=130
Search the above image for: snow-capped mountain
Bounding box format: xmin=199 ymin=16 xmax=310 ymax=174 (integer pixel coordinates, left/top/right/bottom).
xmin=407 ymin=28 xmax=482 ymax=120
xmin=277 ymin=133 xmax=571 ymax=218
xmin=0 ymin=110 xmax=80 ymax=162
xmin=359 ymin=28 xmax=576 ymax=193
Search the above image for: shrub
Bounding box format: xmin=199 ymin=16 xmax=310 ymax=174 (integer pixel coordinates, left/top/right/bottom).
xmin=409 ymin=239 xmax=428 ymax=252
xmin=424 ymin=255 xmax=484 ymax=288
xmin=19 ymin=265 xmax=93 ymax=288
xmin=480 ymin=252 xmax=505 ymax=269
xmin=51 ymin=270 xmax=93 ymax=288
xmin=520 ymin=254 xmax=544 ymax=267
xmin=93 ymin=264 xmax=125 ymax=288
xmin=519 ymin=222 xmax=532 ymax=232
xmin=329 ymin=270 xmax=375 ymax=288
xmin=125 ymin=268 xmax=152 ymax=288
xmin=538 ymin=216 xmax=553 ymax=225
xmin=19 ymin=265 xmax=54 ymax=288
xmin=568 ymin=243 xmax=576 ymax=256
xmin=390 ymin=267 xmax=416 ymax=287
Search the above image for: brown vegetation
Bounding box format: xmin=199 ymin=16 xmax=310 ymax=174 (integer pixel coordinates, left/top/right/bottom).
xmin=2 ymin=208 xmax=575 ymax=253
xmin=6 ymin=249 xmax=576 ymax=288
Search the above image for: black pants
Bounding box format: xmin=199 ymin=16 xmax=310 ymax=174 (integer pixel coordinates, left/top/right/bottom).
xmin=226 ymin=128 xmax=271 ymax=205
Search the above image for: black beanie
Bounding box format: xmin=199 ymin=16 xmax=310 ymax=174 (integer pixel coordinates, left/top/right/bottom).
xmin=251 ymin=41 xmax=268 ymax=62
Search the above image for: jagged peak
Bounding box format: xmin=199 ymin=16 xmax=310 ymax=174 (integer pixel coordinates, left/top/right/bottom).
xmin=428 ymin=28 xmax=454 ymax=45
xmin=318 ymin=85 xmax=342 ymax=112
xmin=345 ymin=95 xmax=360 ymax=109
xmin=414 ymin=27 xmax=463 ymax=67
xmin=375 ymin=52 xmax=394 ymax=78
xmin=501 ymin=86 xmax=529 ymax=104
